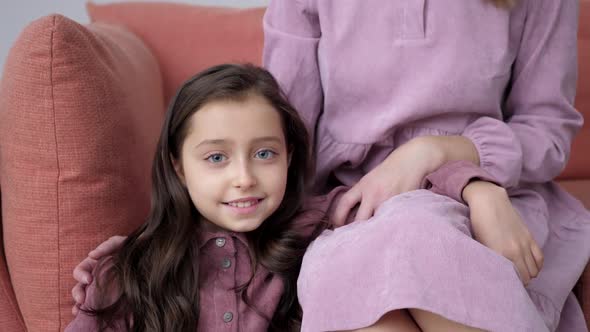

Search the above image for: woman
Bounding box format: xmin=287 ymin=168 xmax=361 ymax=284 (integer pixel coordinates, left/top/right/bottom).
xmin=263 ymin=0 xmax=589 ymax=331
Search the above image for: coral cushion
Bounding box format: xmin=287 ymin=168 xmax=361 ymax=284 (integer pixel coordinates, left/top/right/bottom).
xmin=0 ymin=14 xmax=164 ymax=331
xmin=0 ymin=194 xmax=25 ymax=331
xmin=87 ymin=1 xmax=265 ymax=103
xmin=561 ymin=0 xmax=590 ymax=179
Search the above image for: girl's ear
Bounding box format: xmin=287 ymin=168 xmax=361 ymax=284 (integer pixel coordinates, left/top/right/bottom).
xmin=171 ymin=154 xmax=186 ymax=185
xmin=287 ymin=150 xmax=293 ymax=167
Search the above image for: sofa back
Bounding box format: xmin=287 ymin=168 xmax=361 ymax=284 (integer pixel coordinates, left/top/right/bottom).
xmin=86 ymin=1 xmax=590 ymax=180
xmin=568 ymin=0 xmax=590 ymax=179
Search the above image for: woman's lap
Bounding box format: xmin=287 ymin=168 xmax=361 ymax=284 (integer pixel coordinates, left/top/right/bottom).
xmin=298 ymin=189 xmax=549 ymax=332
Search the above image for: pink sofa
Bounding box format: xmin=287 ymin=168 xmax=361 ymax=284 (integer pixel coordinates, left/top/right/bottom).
xmin=0 ymin=2 xmax=588 ymax=331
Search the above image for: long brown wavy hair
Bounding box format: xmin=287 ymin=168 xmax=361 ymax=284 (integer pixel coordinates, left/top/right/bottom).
xmin=85 ymin=64 xmax=324 ymax=331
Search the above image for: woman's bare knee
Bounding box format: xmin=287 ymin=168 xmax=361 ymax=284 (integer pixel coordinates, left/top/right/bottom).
xmin=341 ymin=310 xmax=421 ymax=332
xmin=409 ymin=308 xmax=486 ymax=332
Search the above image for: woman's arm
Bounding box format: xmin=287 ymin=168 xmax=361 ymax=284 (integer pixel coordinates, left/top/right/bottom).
xmin=263 ymin=0 xmax=323 ymax=142
xmin=464 ymin=0 xmax=581 ymax=184
xmin=425 ymin=162 xmax=544 ymax=285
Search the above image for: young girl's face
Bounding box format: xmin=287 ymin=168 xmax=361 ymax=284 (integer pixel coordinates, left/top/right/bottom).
xmin=174 ymin=94 xmax=290 ymax=233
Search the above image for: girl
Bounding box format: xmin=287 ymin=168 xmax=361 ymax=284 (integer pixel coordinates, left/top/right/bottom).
xmin=262 ymin=0 xmax=590 ymax=331
xmin=68 ymin=63 xmax=509 ymax=332
xmin=65 ymin=63 xmax=342 ymax=331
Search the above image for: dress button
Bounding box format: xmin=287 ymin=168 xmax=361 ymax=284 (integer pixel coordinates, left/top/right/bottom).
xmin=221 ymin=257 xmax=232 ymax=269
xmin=223 ymin=311 xmax=233 ymax=323
xmin=215 ymin=238 xmax=226 ymax=247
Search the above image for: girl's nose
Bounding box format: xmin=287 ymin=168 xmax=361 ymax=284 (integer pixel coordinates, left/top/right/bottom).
xmin=232 ymin=162 xmax=257 ymax=189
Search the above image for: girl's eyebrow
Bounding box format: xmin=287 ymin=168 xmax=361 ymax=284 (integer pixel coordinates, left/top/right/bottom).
xmin=195 ymin=136 xmax=284 ymax=149
xmin=195 ymin=139 xmax=228 ymax=149
xmin=252 ymin=136 xmax=283 ymax=144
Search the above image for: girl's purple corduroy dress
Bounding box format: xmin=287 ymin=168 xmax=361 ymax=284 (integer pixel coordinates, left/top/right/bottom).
xmin=264 ymin=0 xmax=590 ymax=331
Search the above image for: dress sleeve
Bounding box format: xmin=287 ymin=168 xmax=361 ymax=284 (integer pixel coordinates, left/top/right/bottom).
xmin=294 ymin=186 xmax=351 ymax=239
xmin=463 ymin=0 xmax=582 ymax=184
xmin=422 ymin=160 xmax=500 ymax=205
xmin=263 ymin=0 xmax=323 ymax=142
xmin=462 ymin=116 xmax=523 ymax=188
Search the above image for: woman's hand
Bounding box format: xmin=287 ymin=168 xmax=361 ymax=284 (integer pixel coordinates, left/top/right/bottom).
xmin=71 ymin=235 xmax=127 ymax=315
xmin=463 ymin=181 xmax=544 ymax=286
xmin=333 ymin=136 xmax=449 ymax=225
xmin=332 ymin=135 xmax=480 ymax=226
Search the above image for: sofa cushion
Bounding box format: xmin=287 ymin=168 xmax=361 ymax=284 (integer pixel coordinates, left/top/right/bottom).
xmin=561 ymin=0 xmax=590 ymax=180
xmin=0 ymin=15 xmax=164 ymax=330
xmin=558 ymin=180 xmax=590 ymax=210
xmin=558 ymin=179 xmax=590 ymax=326
xmin=0 ymin=195 xmax=25 ymax=331
xmin=87 ymin=1 xmax=265 ymax=103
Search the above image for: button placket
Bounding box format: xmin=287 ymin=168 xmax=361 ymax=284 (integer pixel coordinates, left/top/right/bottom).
xmin=209 ymin=235 xmax=238 ymax=330
xmin=221 ymin=257 xmax=232 ymax=269
xmin=215 ymin=237 xmax=226 ymax=248
xmin=402 ymin=0 xmax=426 ymax=40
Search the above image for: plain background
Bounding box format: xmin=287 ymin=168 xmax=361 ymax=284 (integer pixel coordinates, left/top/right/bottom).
xmin=0 ymin=0 xmax=269 ymax=76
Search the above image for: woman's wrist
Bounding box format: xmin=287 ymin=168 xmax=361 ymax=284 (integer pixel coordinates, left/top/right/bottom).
xmin=462 ymin=180 xmax=507 ymax=206
xmin=405 ymin=135 xmax=481 ymax=178
xmin=410 ymin=136 xmax=448 ymax=174
xmin=425 ymin=135 xmax=480 ymax=167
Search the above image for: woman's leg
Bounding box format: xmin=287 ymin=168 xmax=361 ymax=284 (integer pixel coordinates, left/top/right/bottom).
xmin=409 ymin=308 xmax=486 ymax=332
xmin=341 ymin=310 xmax=420 ymax=332
xmin=343 ymin=309 xmax=486 ymax=332
xmin=298 ymin=191 xmax=546 ymax=331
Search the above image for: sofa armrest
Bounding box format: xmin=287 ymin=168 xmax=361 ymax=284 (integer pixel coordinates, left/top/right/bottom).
xmin=0 ymin=14 xmax=164 ymax=330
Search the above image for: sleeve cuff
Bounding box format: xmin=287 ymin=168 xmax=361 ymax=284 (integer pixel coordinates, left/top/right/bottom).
xmin=421 ymin=160 xmax=500 ymax=204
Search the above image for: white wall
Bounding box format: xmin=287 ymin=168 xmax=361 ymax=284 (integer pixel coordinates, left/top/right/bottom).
xmin=0 ymin=0 xmax=269 ymax=75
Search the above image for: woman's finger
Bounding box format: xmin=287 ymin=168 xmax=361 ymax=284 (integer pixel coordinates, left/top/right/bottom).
xmin=531 ymin=242 xmax=544 ymax=271
xmin=354 ymin=197 xmax=375 ymax=222
xmin=71 ymin=283 xmax=86 ymax=305
xmin=89 ymin=235 xmax=127 ymax=259
xmin=523 ymin=249 xmax=539 ymax=279
xmin=73 ymin=257 xmax=97 ymax=284
xmin=515 ymin=259 xmax=531 ymax=286
xmin=333 ymin=189 xmax=361 ymax=226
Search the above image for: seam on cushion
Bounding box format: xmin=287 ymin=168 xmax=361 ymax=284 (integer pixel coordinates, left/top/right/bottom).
xmin=49 ymin=15 xmax=62 ymax=331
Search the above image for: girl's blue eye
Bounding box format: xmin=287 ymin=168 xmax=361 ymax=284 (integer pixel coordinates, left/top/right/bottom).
xmin=206 ymin=154 xmax=227 ymax=163
xmin=256 ymin=149 xmax=276 ymax=160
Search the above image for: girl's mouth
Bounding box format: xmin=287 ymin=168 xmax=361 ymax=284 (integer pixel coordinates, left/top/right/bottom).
xmin=223 ymin=198 xmax=263 ymax=215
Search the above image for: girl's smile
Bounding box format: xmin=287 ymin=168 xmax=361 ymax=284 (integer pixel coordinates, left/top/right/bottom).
xmin=223 ymin=197 xmax=265 ymax=216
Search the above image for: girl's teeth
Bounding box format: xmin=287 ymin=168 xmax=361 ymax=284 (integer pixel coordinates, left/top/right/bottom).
xmin=229 ymin=200 xmax=256 ymax=208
